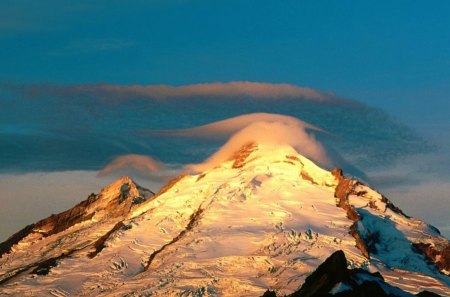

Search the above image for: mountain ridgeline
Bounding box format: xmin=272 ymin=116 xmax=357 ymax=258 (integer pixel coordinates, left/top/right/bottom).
xmin=0 ymin=144 xmax=449 ymax=296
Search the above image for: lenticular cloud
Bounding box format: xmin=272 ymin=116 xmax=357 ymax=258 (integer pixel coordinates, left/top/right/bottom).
xmin=0 ymin=81 xmax=430 ymax=179
xmin=5 ymin=81 xmax=334 ymax=101
xmin=144 ymin=113 xmax=331 ymax=172
xmin=185 ymin=120 xmax=330 ymax=172
xmin=98 ymin=154 xmax=165 ymax=177
xmin=145 ymin=113 xmax=325 ymax=140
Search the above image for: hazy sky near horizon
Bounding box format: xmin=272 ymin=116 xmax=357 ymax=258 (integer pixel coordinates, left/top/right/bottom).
xmin=0 ymin=1 xmax=449 ymax=240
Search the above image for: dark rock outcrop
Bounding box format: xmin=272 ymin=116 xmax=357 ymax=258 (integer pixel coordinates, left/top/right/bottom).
xmin=416 ymin=291 xmax=444 ymax=297
xmin=260 ymin=290 xmax=277 ymax=297
xmin=259 ymin=250 xmax=443 ymax=297
xmin=88 ymin=221 xmax=125 ymax=259
xmin=145 ymin=205 xmax=204 ymax=271
xmin=290 ymin=250 xmax=348 ymax=297
xmin=380 ymin=194 xmax=410 ymax=218
xmin=332 ymin=169 xmax=370 ymax=258
xmin=348 ymin=224 xmax=370 ymax=259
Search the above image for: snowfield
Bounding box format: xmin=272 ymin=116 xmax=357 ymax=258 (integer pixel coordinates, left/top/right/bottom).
xmin=0 ymin=144 xmax=449 ymax=296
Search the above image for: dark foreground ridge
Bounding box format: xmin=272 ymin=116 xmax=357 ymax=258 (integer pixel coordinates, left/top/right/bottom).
xmin=260 ymin=250 xmax=442 ymax=297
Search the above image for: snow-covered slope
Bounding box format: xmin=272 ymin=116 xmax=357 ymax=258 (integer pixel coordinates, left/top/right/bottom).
xmin=0 ymin=144 xmax=449 ymax=296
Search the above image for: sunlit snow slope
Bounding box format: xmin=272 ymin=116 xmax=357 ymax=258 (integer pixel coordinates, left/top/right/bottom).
xmin=0 ymin=144 xmax=449 ymax=296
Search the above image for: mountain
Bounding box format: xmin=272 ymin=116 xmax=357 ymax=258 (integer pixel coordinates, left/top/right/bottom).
xmin=0 ymin=144 xmax=449 ymax=296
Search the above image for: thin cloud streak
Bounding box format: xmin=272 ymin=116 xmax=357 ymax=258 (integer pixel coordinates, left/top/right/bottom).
xmin=4 ymin=81 xmax=339 ymax=101
xmin=146 ymin=113 xmax=326 ymax=140
xmin=92 ymin=82 xmax=334 ymax=100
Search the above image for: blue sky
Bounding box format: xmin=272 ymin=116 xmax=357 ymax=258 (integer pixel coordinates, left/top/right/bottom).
xmin=1 ymin=2 xmax=449 ymax=88
xmin=0 ymin=1 xmax=449 ymax=239
xmin=1 ymin=1 xmax=450 ymax=122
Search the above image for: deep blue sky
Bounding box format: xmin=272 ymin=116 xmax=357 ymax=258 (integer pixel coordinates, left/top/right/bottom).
xmin=1 ymin=1 xmax=450 ymax=113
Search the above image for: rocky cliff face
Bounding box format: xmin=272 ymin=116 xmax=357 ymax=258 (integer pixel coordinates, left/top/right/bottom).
xmin=0 ymin=144 xmax=449 ymax=296
xmin=414 ymin=242 xmax=450 ymax=274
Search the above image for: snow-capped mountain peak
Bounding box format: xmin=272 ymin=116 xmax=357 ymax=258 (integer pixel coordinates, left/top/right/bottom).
xmin=0 ymin=144 xmax=449 ymax=296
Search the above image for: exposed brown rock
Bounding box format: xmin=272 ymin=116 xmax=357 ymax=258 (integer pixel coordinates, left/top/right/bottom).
xmin=0 ymin=223 xmax=35 ymax=258
xmin=231 ymin=142 xmax=258 ymax=168
xmin=0 ymin=248 xmax=79 ymax=284
xmin=368 ymin=200 xmax=378 ymax=210
xmin=282 ymin=155 xmax=304 ymax=170
xmin=332 ymin=169 xmax=360 ymax=221
xmin=380 ymin=195 xmax=410 ymax=218
xmin=332 ymin=168 xmax=369 ymax=258
xmin=286 ymin=155 xmax=303 ymax=164
xmin=301 ymin=171 xmax=318 ymax=185
xmin=334 ymin=167 xmax=407 ymax=217
xmin=30 ymin=250 xmax=76 ymax=275
xmin=145 ymin=206 xmax=204 ymax=271
xmin=32 ymin=194 xmax=98 ymax=237
xmin=196 ymin=173 xmax=206 ymax=182
xmin=350 ymin=223 xmax=370 ymax=259
xmin=0 ymin=266 xmax=29 ymax=285
xmin=88 ymin=221 xmax=125 ymax=259
xmin=414 ymin=242 xmax=450 ymax=275
xmin=331 ymin=168 xmax=344 ymax=180
xmin=336 ymin=194 xmax=360 ymax=221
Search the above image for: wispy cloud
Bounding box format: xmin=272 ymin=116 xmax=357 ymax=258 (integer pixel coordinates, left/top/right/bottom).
xmin=6 ymin=81 xmax=339 ymax=101
xmin=0 ymin=81 xmax=429 ymax=181
xmin=88 ymin=82 xmax=336 ymax=100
